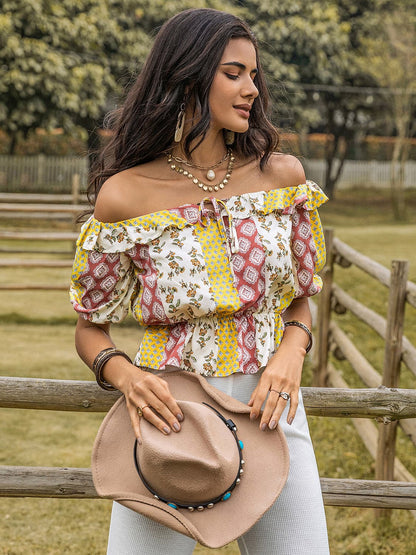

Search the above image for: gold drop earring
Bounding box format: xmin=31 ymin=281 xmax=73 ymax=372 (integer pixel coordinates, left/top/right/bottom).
xmin=224 ymin=130 xmax=235 ymax=146
xmin=174 ymin=103 xmax=186 ymax=142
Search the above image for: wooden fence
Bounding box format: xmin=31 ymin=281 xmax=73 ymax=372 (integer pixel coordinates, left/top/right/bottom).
xmin=1 ymin=207 xmax=416 ymax=513
xmin=0 ymin=183 xmax=85 ymax=282
xmin=0 ymin=155 xmax=88 ymax=193
xmin=1 ymin=377 xmax=416 ymax=509
xmin=314 ymin=229 xmax=416 ymax=515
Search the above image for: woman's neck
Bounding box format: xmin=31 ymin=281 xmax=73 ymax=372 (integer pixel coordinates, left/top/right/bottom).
xmin=172 ymin=129 xmax=228 ymax=167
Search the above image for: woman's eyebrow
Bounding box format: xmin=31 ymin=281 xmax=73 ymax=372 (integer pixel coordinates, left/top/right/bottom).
xmin=221 ymin=61 xmax=258 ymax=73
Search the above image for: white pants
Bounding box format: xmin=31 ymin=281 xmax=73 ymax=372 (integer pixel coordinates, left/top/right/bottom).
xmin=107 ymin=372 xmax=330 ymax=554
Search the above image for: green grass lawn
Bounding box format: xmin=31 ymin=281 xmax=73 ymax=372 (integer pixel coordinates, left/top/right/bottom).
xmin=1 ymin=188 xmax=416 ymax=554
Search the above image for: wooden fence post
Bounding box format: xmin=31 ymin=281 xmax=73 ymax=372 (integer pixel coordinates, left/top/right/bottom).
xmin=375 ymin=259 xmax=409 ymax=519
xmin=71 ymin=173 xmax=80 ymax=205
xmin=71 ymin=173 xmax=80 ymax=253
xmin=313 ymin=228 xmax=334 ymax=387
xmin=36 ymin=154 xmax=45 ymax=188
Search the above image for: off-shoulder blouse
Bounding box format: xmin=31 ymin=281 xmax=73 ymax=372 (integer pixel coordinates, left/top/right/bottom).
xmin=70 ymin=181 xmax=327 ymax=377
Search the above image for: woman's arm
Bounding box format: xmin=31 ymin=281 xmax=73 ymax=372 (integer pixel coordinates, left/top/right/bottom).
xmin=75 ymin=316 xmax=183 ymax=443
xmin=248 ymin=297 xmax=311 ymax=429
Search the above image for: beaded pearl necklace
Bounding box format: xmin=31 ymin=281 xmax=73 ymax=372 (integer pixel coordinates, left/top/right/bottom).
xmin=167 ymin=149 xmax=235 ymax=193
xmin=169 ymin=150 xmax=230 ymax=181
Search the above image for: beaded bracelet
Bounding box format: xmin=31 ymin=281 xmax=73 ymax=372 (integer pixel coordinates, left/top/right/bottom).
xmin=284 ymin=320 xmax=313 ymax=353
xmin=92 ymin=348 xmax=133 ymax=391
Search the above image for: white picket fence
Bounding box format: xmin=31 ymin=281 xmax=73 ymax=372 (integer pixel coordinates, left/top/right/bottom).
xmin=0 ymin=155 xmax=415 ymax=192
xmin=0 ymin=155 xmax=88 ymax=192
xmin=304 ymin=159 xmax=416 ymax=189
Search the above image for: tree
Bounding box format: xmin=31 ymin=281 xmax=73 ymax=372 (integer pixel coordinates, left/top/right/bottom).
xmin=360 ymin=8 xmax=416 ymax=219
xmin=237 ymin=0 xmax=404 ymax=198
xmin=0 ymin=0 xmax=240 ymax=157
xmin=0 ymin=0 xmax=151 ymax=155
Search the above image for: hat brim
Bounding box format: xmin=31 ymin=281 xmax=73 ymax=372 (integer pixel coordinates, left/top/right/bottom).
xmin=92 ymin=370 xmax=289 ymax=548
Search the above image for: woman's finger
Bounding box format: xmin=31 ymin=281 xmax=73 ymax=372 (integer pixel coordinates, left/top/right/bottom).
xmin=151 ymin=378 xmax=184 ymax=426
xmin=286 ymin=391 xmax=299 ymax=425
xmin=141 ymin=390 xmax=182 ymax=433
xmin=248 ymin=380 xmax=270 ymax=420
xmin=138 ymin=403 xmax=173 ymax=436
xmin=260 ymin=391 xmax=287 ymax=431
xmin=128 ymin=374 xmax=183 ymax=433
xmin=127 ymin=402 xmax=143 ymax=443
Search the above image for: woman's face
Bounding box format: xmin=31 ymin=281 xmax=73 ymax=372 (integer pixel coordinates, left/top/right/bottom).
xmin=208 ymin=38 xmax=259 ymax=135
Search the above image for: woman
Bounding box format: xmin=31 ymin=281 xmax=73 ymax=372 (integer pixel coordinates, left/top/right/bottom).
xmin=71 ymin=8 xmax=330 ymax=554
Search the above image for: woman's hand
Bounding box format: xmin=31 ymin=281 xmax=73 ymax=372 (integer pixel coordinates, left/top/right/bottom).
xmin=74 ymin=317 xmax=184 ymax=444
xmin=247 ymin=341 xmax=306 ymax=430
xmin=103 ymin=358 xmax=184 ymax=444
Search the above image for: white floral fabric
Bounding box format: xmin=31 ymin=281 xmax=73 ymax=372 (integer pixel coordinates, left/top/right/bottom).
xmin=70 ymin=182 xmax=327 ymax=376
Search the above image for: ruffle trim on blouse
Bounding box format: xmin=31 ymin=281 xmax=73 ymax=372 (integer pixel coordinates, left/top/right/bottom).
xmin=77 ymin=211 xmax=190 ymax=253
xmin=77 ymin=181 xmax=327 ymax=254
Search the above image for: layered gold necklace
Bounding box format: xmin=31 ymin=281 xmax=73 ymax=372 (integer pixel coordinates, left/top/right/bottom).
xmin=167 ymin=149 xmax=235 ymax=193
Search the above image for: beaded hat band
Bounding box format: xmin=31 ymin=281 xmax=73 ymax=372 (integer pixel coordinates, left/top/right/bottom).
xmin=133 ymin=402 xmax=245 ymax=511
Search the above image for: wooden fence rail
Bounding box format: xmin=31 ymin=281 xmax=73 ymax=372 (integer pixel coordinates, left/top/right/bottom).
xmin=0 ymin=192 xmax=87 ymax=204
xmin=1 ymin=466 xmax=416 ymax=509
xmin=2 ymin=377 xmax=416 ymax=418
xmin=0 ymin=230 xmax=78 ymax=241
xmin=333 ymin=237 xmax=416 ymax=309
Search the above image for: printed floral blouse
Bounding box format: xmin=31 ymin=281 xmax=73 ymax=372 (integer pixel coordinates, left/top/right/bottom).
xmin=70 ymin=181 xmax=328 ymax=377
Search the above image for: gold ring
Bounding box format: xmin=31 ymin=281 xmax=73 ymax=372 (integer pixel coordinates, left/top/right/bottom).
xmin=137 ymin=405 xmax=150 ymax=417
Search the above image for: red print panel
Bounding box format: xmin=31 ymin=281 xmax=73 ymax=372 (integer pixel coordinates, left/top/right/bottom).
xmin=291 ymin=209 xmax=319 ymax=297
xmin=128 ymin=245 xmax=169 ymax=325
xmin=232 ymin=218 xmax=266 ymax=310
xmin=79 ymin=251 xmax=121 ymax=310
xmin=235 ymin=312 xmax=259 ymax=374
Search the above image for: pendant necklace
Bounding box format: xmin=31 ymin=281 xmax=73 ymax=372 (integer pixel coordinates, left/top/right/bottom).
xmin=168 ymin=149 xmax=230 ymax=182
xmin=166 ymin=149 xmax=235 ymax=193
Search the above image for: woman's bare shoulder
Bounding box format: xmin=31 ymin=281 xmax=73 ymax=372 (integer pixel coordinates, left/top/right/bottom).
xmin=94 ymin=163 xmax=166 ymax=223
xmin=93 ymin=170 xmax=138 ymax=223
xmin=263 ymin=153 xmax=306 ymax=189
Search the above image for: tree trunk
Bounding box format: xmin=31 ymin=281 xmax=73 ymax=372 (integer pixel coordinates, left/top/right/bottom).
xmin=324 ymin=132 xmax=349 ymax=200
xmin=87 ymin=124 xmax=101 ymax=178
xmin=8 ymin=132 xmax=18 ymax=155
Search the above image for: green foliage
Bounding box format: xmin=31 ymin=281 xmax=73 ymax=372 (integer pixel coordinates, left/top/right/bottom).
xmin=0 ymin=0 xmax=151 ymax=141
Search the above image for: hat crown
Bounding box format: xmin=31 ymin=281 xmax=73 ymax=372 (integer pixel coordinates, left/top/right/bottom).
xmin=138 ymin=401 xmax=240 ymax=505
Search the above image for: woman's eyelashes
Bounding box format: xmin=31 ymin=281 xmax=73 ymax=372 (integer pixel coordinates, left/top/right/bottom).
xmin=225 ymin=72 xmax=257 ymax=83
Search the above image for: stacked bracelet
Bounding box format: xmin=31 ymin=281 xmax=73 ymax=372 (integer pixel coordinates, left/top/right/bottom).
xmin=284 ymin=320 xmax=313 ymax=353
xmin=92 ymin=348 xmax=133 ymax=391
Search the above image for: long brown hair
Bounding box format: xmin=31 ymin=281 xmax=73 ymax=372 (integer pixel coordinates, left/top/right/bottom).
xmin=88 ymin=8 xmax=279 ymax=207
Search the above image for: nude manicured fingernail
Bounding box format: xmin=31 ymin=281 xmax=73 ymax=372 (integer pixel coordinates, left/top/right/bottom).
xmin=288 ymin=417 xmax=294 ymax=425
xmin=173 ymin=422 xmax=180 ymax=432
xmin=250 ymin=413 xmax=257 ymax=421
xmin=136 ymin=437 xmax=142 ymax=445
xmin=269 ymin=420 xmax=277 ymax=430
xmin=162 ymin=426 xmax=170 ymax=434
xmin=177 ymin=413 xmax=184 ymax=422
xmin=260 ymin=422 xmax=267 ymax=431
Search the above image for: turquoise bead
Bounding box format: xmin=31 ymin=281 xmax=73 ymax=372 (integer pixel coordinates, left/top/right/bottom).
xmin=222 ymin=492 xmax=231 ymax=501
xmin=239 ymin=440 xmax=244 ymax=450
xmin=167 ymin=502 xmax=178 ymax=509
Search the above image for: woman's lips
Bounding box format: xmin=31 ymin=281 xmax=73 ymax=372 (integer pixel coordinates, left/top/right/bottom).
xmin=233 ymin=106 xmax=250 ymax=119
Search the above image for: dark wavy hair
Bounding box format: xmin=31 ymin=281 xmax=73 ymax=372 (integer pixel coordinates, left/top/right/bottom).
xmin=87 ymin=8 xmax=279 ymax=206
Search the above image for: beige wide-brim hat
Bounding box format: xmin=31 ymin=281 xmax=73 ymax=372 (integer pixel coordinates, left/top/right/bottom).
xmin=92 ymin=370 xmax=289 ymax=548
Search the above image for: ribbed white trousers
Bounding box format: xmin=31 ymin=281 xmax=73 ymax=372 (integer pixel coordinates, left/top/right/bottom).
xmin=107 ymin=372 xmax=330 ymax=554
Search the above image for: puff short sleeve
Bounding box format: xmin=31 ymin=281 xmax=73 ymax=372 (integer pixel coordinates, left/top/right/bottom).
xmin=284 ymin=181 xmax=327 ymax=298
xmin=70 ymin=217 xmax=139 ymax=324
